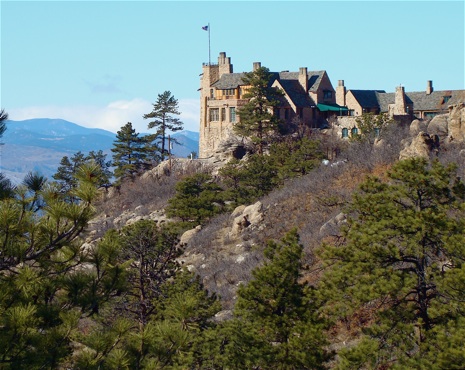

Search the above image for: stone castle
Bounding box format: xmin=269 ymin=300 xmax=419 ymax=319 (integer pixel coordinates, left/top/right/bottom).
xmin=199 ymin=52 xmax=465 ymax=158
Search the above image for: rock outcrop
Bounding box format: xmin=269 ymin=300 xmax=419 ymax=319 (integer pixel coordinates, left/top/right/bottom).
xmin=399 ymin=131 xmax=438 ymax=160
xmin=427 ymin=114 xmax=449 ymax=141
xmin=448 ymin=103 xmax=465 ymax=142
xmin=229 ymin=201 xmax=264 ymax=239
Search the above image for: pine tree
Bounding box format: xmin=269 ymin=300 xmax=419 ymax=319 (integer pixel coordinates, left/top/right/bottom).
xmin=319 ymin=157 xmax=465 ymax=368
xmin=212 ymin=230 xmax=330 ymax=369
xmin=111 ymin=122 xmax=148 ymax=184
xmin=53 ymin=151 xmax=86 ymax=195
xmin=166 ymin=173 xmax=225 ymax=225
xmin=0 ymin=108 xmax=7 ymax=139
xmin=87 ymin=149 xmax=113 ymax=188
xmin=234 ymin=66 xmax=283 ymax=155
xmin=0 ymin=110 xmax=14 ymax=200
xmin=0 ymin=173 xmax=15 ymax=200
xmin=71 ymin=225 xmax=220 ymax=369
xmin=0 ymin=162 xmax=125 ymax=368
xmin=143 ymin=91 xmax=184 ymax=161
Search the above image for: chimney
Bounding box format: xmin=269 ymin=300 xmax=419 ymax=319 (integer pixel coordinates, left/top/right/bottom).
xmin=298 ymin=67 xmax=308 ymax=92
xmin=426 ymin=80 xmax=433 ymax=95
xmin=218 ymin=52 xmax=233 ymax=76
xmin=394 ymin=85 xmax=407 ymax=115
xmin=336 ymin=80 xmax=346 ymax=107
xmin=253 ymin=62 xmax=261 ymax=71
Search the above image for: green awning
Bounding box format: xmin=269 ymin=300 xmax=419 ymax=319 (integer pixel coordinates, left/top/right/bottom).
xmin=316 ymin=103 xmax=349 ymax=112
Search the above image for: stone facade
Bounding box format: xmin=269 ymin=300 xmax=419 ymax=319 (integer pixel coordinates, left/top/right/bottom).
xmin=200 ymin=54 xmax=465 ymax=150
xmin=199 ymin=52 xmax=343 ymax=158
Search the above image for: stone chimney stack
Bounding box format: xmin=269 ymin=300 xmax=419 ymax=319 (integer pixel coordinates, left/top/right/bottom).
xmin=394 ymin=85 xmax=407 ymax=115
xmin=336 ymin=80 xmax=346 ymax=107
xmin=253 ymin=62 xmax=261 ymax=71
xmin=298 ymin=67 xmax=308 ymax=92
xmin=426 ymin=80 xmax=433 ymax=95
xmin=218 ymin=52 xmax=233 ymax=77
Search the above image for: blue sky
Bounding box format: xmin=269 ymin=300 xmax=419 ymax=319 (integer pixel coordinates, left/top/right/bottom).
xmin=1 ymin=0 xmax=464 ymax=133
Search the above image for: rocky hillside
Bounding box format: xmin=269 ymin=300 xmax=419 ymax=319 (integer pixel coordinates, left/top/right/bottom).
xmin=88 ymin=104 xmax=465 ymax=319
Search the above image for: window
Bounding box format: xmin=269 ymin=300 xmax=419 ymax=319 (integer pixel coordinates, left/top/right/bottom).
xmin=284 ymin=109 xmax=289 ymax=119
xmin=221 ymin=108 xmax=226 ymax=121
xmin=223 ymin=89 xmax=236 ymax=97
xmin=210 ymin=89 xmax=214 ymax=99
xmin=374 ymin=127 xmax=380 ymax=138
xmin=351 ymin=127 xmax=358 ymax=136
xmin=443 ymin=95 xmax=451 ymax=104
xmin=342 ymin=128 xmax=349 ymax=138
xmin=324 ymin=90 xmax=333 ymax=99
xmin=209 ymin=108 xmax=219 ymax=122
xmin=229 ymin=107 xmax=236 ymax=123
xmin=275 ymin=108 xmax=280 ymax=118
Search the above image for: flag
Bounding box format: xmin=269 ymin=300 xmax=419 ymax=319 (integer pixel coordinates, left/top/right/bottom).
xmin=202 ymin=25 xmax=208 ymax=31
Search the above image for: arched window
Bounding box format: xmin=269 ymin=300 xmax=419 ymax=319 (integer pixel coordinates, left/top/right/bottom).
xmin=351 ymin=127 xmax=358 ymax=136
xmin=342 ymin=128 xmax=349 ymax=138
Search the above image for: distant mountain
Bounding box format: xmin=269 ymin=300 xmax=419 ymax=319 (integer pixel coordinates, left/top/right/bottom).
xmin=0 ymin=118 xmax=199 ymax=183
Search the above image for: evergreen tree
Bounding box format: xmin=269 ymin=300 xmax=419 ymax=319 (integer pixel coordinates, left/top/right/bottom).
xmin=116 ymin=220 xmax=181 ymax=325
xmin=0 ymin=162 xmax=125 ymax=368
xmin=319 ymin=157 xmax=465 ymax=368
xmin=234 ymin=66 xmax=284 ymax=155
xmin=219 ymin=136 xmax=322 ymax=206
xmin=111 ymin=122 xmax=148 ymax=184
xmin=18 ymin=171 xmax=47 ymax=212
xmin=71 ymin=223 xmax=220 ymax=369
xmin=166 ymin=173 xmax=225 ymax=225
xmin=0 ymin=110 xmax=13 ymax=200
xmin=0 ymin=173 xmax=15 ymax=200
xmin=0 ymin=108 xmax=7 ymax=139
xmin=54 ymin=150 xmax=113 ymax=194
xmin=211 ymin=230 xmax=330 ymax=369
xmin=87 ymin=149 xmax=113 ymax=188
xmin=53 ymin=151 xmax=86 ymax=195
xmin=143 ymin=91 xmax=184 ymax=161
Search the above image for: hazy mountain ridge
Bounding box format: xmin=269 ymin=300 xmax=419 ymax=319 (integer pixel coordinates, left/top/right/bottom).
xmin=0 ymin=119 xmax=199 ymax=182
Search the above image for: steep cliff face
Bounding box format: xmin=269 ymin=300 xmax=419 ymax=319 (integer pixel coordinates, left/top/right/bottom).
xmin=399 ymin=104 xmax=465 ymax=160
xmin=448 ymin=103 xmax=465 ymax=142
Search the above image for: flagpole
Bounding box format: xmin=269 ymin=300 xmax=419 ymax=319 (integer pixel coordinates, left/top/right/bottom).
xmin=208 ymin=23 xmax=211 ymax=66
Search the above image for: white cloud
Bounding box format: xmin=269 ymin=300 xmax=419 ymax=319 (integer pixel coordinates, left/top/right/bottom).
xmin=9 ymin=98 xmax=200 ymax=134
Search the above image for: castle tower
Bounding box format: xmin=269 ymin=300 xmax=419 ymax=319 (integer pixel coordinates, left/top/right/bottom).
xmin=199 ymin=52 xmax=233 ymax=158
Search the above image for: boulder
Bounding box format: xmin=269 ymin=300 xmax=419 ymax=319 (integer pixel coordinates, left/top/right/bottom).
xmin=427 ymin=114 xmax=449 ymax=141
xmin=180 ymin=225 xmax=202 ymax=245
xmin=229 ymin=201 xmax=264 ymax=238
xmin=448 ymin=103 xmax=465 ymax=142
xmin=399 ymin=131 xmax=436 ymax=160
xmin=409 ymin=119 xmax=427 ymax=136
xmin=319 ymin=212 xmax=346 ymax=237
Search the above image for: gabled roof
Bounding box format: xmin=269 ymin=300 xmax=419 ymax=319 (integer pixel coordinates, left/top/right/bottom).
xmin=405 ymin=90 xmax=465 ymax=111
xmin=211 ymin=73 xmax=246 ymax=89
xmin=349 ymin=88 xmax=465 ymax=113
xmin=275 ymin=79 xmax=314 ymax=108
xmin=211 ymin=70 xmax=327 ymax=94
xmin=350 ymin=90 xmax=386 ymax=108
xmin=211 ymin=70 xmax=326 ymax=108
